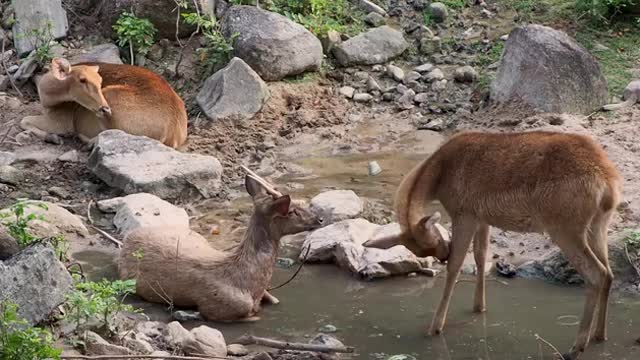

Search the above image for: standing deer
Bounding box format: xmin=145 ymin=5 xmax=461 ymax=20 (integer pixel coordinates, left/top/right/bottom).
xmin=118 ymin=167 xmax=324 ymax=322
xmin=364 ymin=130 xmax=622 ymax=360
xmin=20 ymin=57 xmax=188 ymax=149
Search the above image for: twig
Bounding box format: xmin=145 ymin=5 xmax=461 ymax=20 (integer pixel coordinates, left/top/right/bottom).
xmin=624 ymin=242 xmax=640 ymax=278
xmin=268 ymin=244 xmax=310 ymax=291
xmin=0 ymin=121 xmax=14 ymax=145
xmin=61 ymin=355 xmax=227 ymax=359
xmin=91 ymin=225 xmax=123 ymax=248
xmin=129 ymin=40 xmax=135 ymax=65
xmin=233 ymin=335 xmax=355 ymax=354
xmin=534 ymin=334 xmax=565 ymax=360
xmin=1 ymin=36 xmax=23 ymax=97
xmin=86 ymin=200 xmax=94 ymax=225
xmin=174 ymin=0 xmax=202 ymax=77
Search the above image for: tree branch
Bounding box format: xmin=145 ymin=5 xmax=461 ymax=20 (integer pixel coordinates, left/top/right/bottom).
xmin=233 ymin=335 xmax=354 ymax=354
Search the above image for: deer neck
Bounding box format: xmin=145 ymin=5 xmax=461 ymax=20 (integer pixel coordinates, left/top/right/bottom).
xmin=37 ymin=73 xmax=73 ymax=108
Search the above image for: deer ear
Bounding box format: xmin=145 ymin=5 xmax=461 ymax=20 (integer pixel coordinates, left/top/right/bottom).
xmin=423 ymin=212 xmax=442 ymax=228
xmin=271 ymin=195 xmax=291 ymax=216
xmin=245 ymin=175 xmax=265 ymax=198
xmin=51 ymin=58 xmax=71 ymax=80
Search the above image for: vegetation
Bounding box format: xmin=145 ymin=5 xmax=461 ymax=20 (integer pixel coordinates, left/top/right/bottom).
xmin=0 ymin=301 xmax=62 ymax=360
xmin=14 ymin=21 xmax=57 ymax=67
xmin=624 ymin=230 xmax=640 ymax=249
xmin=0 ymin=200 xmax=47 ymax=248
xmin=440 ymin=0 xmax=467 ymax=9
xmin=182 ymin=12 xmax=238 ymax=75
xmin=113 ymin=12 xmax=158 ymax=64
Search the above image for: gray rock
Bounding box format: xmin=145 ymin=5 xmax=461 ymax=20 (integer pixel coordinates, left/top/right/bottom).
xmin=420 ymin=36 xmax=441 ymax=54
xmin=310 ymin=190 xmax=364 ymax=225
xmin=302 ymin=219 xmax=379 ymax=262
xmin=88 ymin=130 xmax=223 ymax=200
xmin=387 ymin=64 xmax=404 ymax=82
xmin=123 ymin=336 xmax=154 ymax=354
xmin=414 ymin=93 xmax=429 ymax=103
xmin=172 ymin=310 xmax=203 ymax=322
xmin=0 ymin=165 xmax=23 ymax=185
xmin=491 ymin=24 xmax=608 ymax=114
xmin=417 ymin=118 xmax=445 ymax=131
xmin=135 ymin=321 xmax=167 ymax=339
xmin=353 ymin=93 xmax=374 ymax=102
xmin=0 ymin=243 xmax=73 ymax=325
xmin=367 ymin=76 xmax=382 ymax=92
xmin=227 ymin=344 xmax=250 ymax=356
xmin=432 ymin=79 xmax=448 ymax=92
xmin=365 ymin=12 xmax=386 ymax=27
xmin=397 ymin=89 xmax=416 ymax=110
xmin=318 ymin=324 xmax=338 ymax=333
xmin=0 ymin=227 xmax=19 ymax=261
xmin=184 ymin=326 xmax=227 ymax=357
xmin=12 ymin=0 xmax=68 ymax=57
xmin=69 ymin=43 xmax=123 ymax=65
xmin=353 ymin=0 xmax=388 ymax=16
xmin=424 ymin=68 xmax=444 ymax=82
xmin=86 ymin=331 xmax=131 ymax=355
xmin=320 ymin=30 xmax=342 ymax=54
xmin=404 ymin=71 xmax=422 ymax=84
xmin=58 ymin=150 xmax=82 ymax=163
xmin=197 ymin=57 xmax=269 ymax=121
xmin=0 ymin=151 xmax=15 ymax=166
xmin=516 ymin=249 xmax=583 ymax=285
xmin=429 ymin=2 xmax=449 ymax=23
xmin=339 ymin=86 xmax=355 ymax=99
xmin=222 ymin=5 xmax=323 ymax=81
xmin=332 ymin=26 xmax=408 ymax=66
xmin=0 ymin=201 xmax=89 ymax=239
xmin=98 ymin=193 xmax=190 ymax=236
xmin=310 ymin=334 xmax=345 ymax=348
xmin=454 ymin=65 xmax=478 ymax=83
xmin=164 ymin=321 xmax=194 ymax=350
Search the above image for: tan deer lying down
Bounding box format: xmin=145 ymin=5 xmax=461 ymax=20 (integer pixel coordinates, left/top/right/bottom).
xmin=364 ymin=130 xmax=622 ymax=360
xmin=118 ymin=168 xmax=323 ymax=322
xmin=20 ymin=58 xmax=188 ymax=148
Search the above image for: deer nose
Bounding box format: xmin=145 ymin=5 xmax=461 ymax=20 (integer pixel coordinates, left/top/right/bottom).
xmin=99 ymin=106 xmax=112 ymax=116
xmin=318 ymin=217 xmax=324 ymax=225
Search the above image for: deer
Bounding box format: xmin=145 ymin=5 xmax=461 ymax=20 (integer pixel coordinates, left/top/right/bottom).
xmin=20 ymin=57 xmax=188 ymax=149
xmin=118 ymin=166 xmax=324 ymax=322
xmin=363 ymin=130 xmax=622 ymax=360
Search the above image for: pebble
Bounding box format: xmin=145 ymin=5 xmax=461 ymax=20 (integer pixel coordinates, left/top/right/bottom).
xmin=318 ymin=324 xmax=338 ymax=333
xmin=431 ymin=79 xmax=448 ymax=91
xmin=403 ymin=71 xmax=422 ymax=84
xmin=424 ymin=68 xmax=444 ymax=82
xmin=365 ymin=12 xmax=386 ymax=27
xmin=0 ymin=165 xmax=23 ymax=185
xmin=172 ymin=310 xmax=202 ymax=322
xmin=414 ymin=63 xmax=434 ymax=73
xmin=386 ymin=64 xmax=405 ymax=82
xmin=339 ymin=86 xmax=355 ymax=99
xmin=353 ymin=93 xmax=374 ymax=102
xmin=276 ymin=257 xmax=295 ymax=268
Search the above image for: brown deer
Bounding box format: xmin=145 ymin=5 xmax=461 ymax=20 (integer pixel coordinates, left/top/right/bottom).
xmin=20 ymin=58 xmax=188 ymax=149
xmin=364 ymin=130 xmax=622 ymax=360
xmin=118 ymin=167 xmax=324 ymax=322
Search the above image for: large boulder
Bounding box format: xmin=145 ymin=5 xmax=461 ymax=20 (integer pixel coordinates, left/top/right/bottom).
xmin=0 ymin=227 xmax=19 ymax=260
xmin=69 ymin=43 xmax=123 ymax=65
xmin=222 ymin=5 xmax=323 ymax=81
xmin=309 ymin=190 xmax=363 ymax=225
xmin=88 ymin=130 xmax=223 ymax=201
xmin=0 ymin=243 xmax=74 ymax=325
xmin=12 ymin=0 xmax=69 ymax=57
xmin=332 ymin=26 xmax=408 ymax=66
xmin=97 ymin=193 xmax=190 ymax=236
xmin=197 ymin=57 xmax=269 ymax=121
xmin=0 ymin=201 xmax=89 ymax=239
xmin=490 ymin=24 xmax=608 ymax=114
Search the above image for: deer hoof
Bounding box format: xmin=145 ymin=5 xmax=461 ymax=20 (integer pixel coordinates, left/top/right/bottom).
xmin=428 ymin=327 xmax=442 ymax=336
xmin=473 ymin=306 xmax=486 ymax=313
xmin=44 ymin=133 xmax=63 ymax=145
xmin=591 ymin=334 xmax=607 ymax=343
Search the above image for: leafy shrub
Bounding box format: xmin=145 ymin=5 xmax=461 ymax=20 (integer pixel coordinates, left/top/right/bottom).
xmin=113 ymin=12 xmax=158 ymax=64
xmin=182 ymin=12 xmax=238 ymax=74
xmin=272 ymin=0 xmax=365 ymax=37
xmin=0 ymin=199 xmax=47 ymax=248
xmin=575 ymin=0 xmax=638 ymax=24
xmin=0 ymin=301 xmax=62 ymax=360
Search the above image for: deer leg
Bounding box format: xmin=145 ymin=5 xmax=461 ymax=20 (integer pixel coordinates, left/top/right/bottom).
xmin=551 ymin=229 xmax=608 ymax=359
xmin=262 ymin=290 xmax=280 ymax=305
xmin=429 ymin=217 xmax=477 ymax=335
xmin=473 ymin=224 xmax=490 ymax=313
xmin=586 ymin=212 xmax=615 ymax=343
xmin=20 ymin=115 xmax=74 ymax=142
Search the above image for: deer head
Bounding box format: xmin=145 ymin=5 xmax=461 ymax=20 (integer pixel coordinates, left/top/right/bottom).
xmin=363 ymin=212 xmax=450 ymax=262
xmin=48 ymin=57 xmax=111 ymax=117
xmin=243 ymin=166 xmax=324 ymax=240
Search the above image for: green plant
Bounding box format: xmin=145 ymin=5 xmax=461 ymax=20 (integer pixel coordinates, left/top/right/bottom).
xmin=440 ymin=0 xmax=467 ymax=9
xmin=15 ymin=21 xmax=58 ymax=66
xmin=64 ymin=279 xmax=140 ymax=332
xmin=182 ymin=12 xmax=238 ymax=74
xmin=113 ymin=12 xmax=158 ymax=64
xmin=274 ymin=0 xmax=366 ymax=37
xmin=575 ymin=0 xmax=638 ymax=24
xmin=0 ymin=199 xmax=47 ymax=248
xmin=625 ymin=230 xmax=640 ymax=249
xmin=423 ymin=10 xmax=434 ymax=27
xmin=0 ymin=301 xmax=62 ymax=360
xmin=50 ymin=234 xmax=70 ymax=262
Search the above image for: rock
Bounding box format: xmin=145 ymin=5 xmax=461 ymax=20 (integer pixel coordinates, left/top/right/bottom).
xmin=413 ymin=0 xmax=429 ymax=10
xmin=310 ymin=190 xmax=364 ymax=224
xmin=57 ymin=150 xmax=81 ymax=163
xmin=454 ymin=66 xmax=478 ymax=83
xmin=491 ymin=24 xmax=608 ymax=114
xmin=318 ymin=324 xmax=338 ymax=333
xmin=0 ymin=151 xmax=15 ymax=166
xmin=320 ymin=30 xmax=342 ymax=54
xmin=366 ymin=76 xmax=382 ymax=92
xmin=387 ymin=64 xmax=404 ymax=82
xmin=496 ymin=259 xmax=517 ymax=278
xmin=135 ymin=321 xmax=166 ymax=340
xmin=432 ymin=79 xmax=448 ymax=91
xmin=0 ymin=243 xmax=73 ymax=325
xmin=310 ymin=334 xmax=345 ymax=348
xmin=404 ymin=71 xmax=422 ymax=84
xmin=388 ymin=355 xmax=418 ymax=360
xmin=184 ymin=326 xmax=227 ymax=357
xmin=516 ymin=249 xmax=584 ymax=285
xmin=276 ymin=257 xmax=295 ymax=268
xmin=69 ymin=43 xmax=123 ymax=64
xmin=48 ymin=186 xmax=70 ymax=199
xmin=85 ymin=331 xmax=131 ymax=355
xmin=222 ymin=5 xmax=323 ymax=81
xmin=302 ymin=219 xmax=379 ymax=262
xmin=197 ymin=57 xmax=268 ymax=121
xmin=98 ymin=193 xmax=190 ymax=236
xmin=340 ymin=243 xmax=425 ymax=280
xmin=353 ymin=93 xmax=374 ymax=102
xmin=0 ymin=201 xmax=89 ymax=239
xmin=123 ymin=336 xmax=154 ymax=354
xmin=164 ymin=321 xmax=195 ymax=350
xmin=420 ymin=36 xmax=441 ymax=54
xmin=12 ymin=0 xmax=68 ymax=57
xmin=461 ymin=262 xmax=494 ymax=276
xmin=88 ymin=130 xmax=223 ymax=200
xmin=339 ymin=86 xmax=355 ymax=99
xmin=227 ymin=344 xmax=250 ymax=356
xmin=172 ymin=310 xmax=202 ymax=322
xmin=0 ymin=165 xmax=23 ymax=185
xmin=0 ymin=227 xmax=19 ymax=261
xmin=416 ymin=118 xmax=444 ymax=131
xmin=397 ymin=89 xmax=416 ymax=110
xmin=365 ymin=12 xmax=386 ymax=27
xmin=414 ymin=93 xmax=429 ymax=103
xmin=424 ymin=68 xmax=444 ymax=82
xmin=353 ymin=0 xmax=388 ymax=16
xmin=429 ymin=2 xmax=449 ymax=23
xmin=332 ymin=26 xmax=408 ymax=66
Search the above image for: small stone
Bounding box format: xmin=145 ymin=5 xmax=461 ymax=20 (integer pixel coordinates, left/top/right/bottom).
xmin=403 ymin=71 xmax=421 ymax=84
xmin=339 ymin=86 xmax=355 ymax=99
xmin=184 ymin=326 xmax=227 ymax=357
xmin=48 ymin=186 xmax=70 ymax=199
xmin=419 ymin=268 xmax=440 ymax=277
xmin=387 ymin=64 xmax=405 ymax=82
xmin=420 ymin=36 xmax=441 ymax=54
xmin=85 ymin=331 xmax=131 ymax=355
xmin=354 ymin=71 xmax=370 ymax=82
xmin=417 ymin=118 xmax=444 ymax=131
xmin=0 ymin=165 xmax=23 ymax=185
xmin=500 ymin=34 xmax=509 ymax=41
xmin=353 ymin=93 xmax=374 ymax=102
xmin=310 ymin=333 xmax=345 ymax=348
xmin=414 ymin=93 xmax=429 ymax=103
xmin=414 ymin=63 xmax=434 ymax=73
xmin=413 ymin=0 xmax=429 ymax=10
xmin=429 ymin=2 xmax=449 ymax=23
xmin=227 ymin=344 xmax=250 ymax=356
xmin=397 ymin=89 xmax=416 ymax=110
xmin=0 ymin=151 xmax=15 ymax=166
xmin=123 ymin=337 xmax=154 ymax=354
xmin=320 ymin=30 xmax=342 ymax=54
xmin=319 ymin=324 xmax=338 ymax=333
xmin=424 ymin=68 xmax=444 ymax=82
xmin=367 ymin=76 xmax=382 ymax=92
xmin=382 ymin=93 xmax=394 ymax=101
xmin=276 ymin=257 xmax=296 ymax=268
xmin=57 ymin=150 xmax=81 ymax=163
xmin=164 ymin=321 xmax=194 ymax=350
xmin=172 ymin=310 xmax=203 ymax=322
xmin=432 ymin=79 xmax=448 ymax=91
xmin=454 ymin=65 xmax=478 ymax=83
xmin=396 ymin=84 xmax=410 ymax=95
xmin=365 ymin=12 xmax=386 ymax=27
xmin=388 ymin=355 xmax=418 ymax=360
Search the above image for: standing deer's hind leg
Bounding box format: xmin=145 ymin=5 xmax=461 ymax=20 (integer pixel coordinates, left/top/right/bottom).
xmin=429 ymin=217 xmax=477 ymax=335
xmin=473 ymin=224 xmax=490 ymax=313
xmin=551 ymin=229 xmax=608 ymax=360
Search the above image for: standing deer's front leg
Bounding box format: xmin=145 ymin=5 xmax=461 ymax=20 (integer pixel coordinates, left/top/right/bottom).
xmin=429 ymin=217 xmax=478 ymax=335
xmin=473 ymin=224 xmax=490 ymax=313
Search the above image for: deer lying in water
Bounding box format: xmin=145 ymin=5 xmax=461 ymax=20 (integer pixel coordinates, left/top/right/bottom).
xmin=118 ymin=167 xmax=323 ymax=321
xmin=20 ymin=57 xmax=188 ymax=148
xmin=364 ymin=130 xmax=622 ymax=360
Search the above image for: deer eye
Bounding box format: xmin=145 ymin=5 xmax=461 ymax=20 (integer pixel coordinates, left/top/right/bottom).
xmin=79 ymin=77 xmax=87 ymax=84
